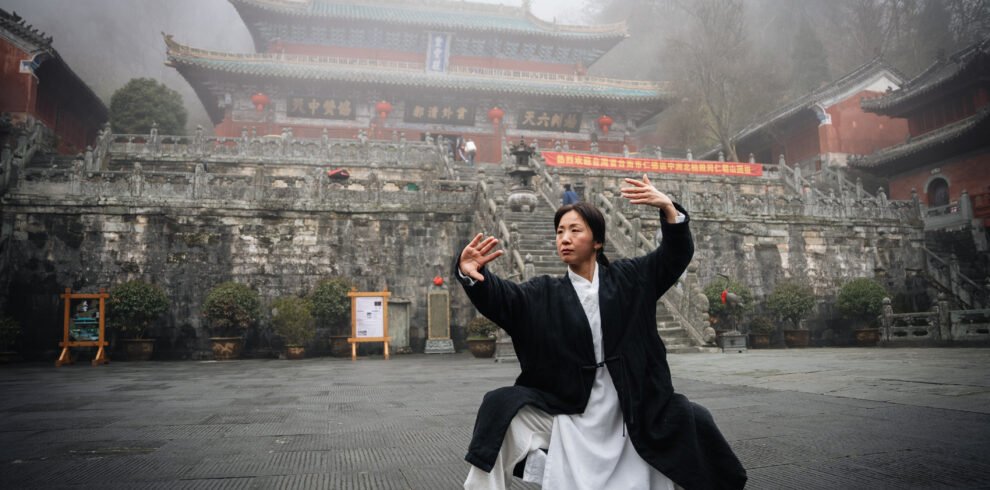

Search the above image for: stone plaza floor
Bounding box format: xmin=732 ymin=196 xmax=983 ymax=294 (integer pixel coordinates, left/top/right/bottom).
xmin=2 ymin=348 xmax=989 ymax=489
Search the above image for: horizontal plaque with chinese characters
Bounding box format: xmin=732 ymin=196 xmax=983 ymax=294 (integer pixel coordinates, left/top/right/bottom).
xmin=517 ymin=110 xmax=582 ymax=132
xmin=542 ymin=151 xmax=764 ymax=177
xmin=287 ymin=96 xmax=356 ymax=120
xmin=403 ymin=101 xmax=476 ymax=126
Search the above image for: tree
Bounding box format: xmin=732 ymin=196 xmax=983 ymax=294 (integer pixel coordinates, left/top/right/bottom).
xmin=109 ymin=78 xmax=187 ymax=135
xmin=836 ymin=278 xmax=887 ymax=328
xmin=790 ymin=16 xmax=831 ymax=96
xmin=766 ymin=279 xmax=816 ymax=329
xmin=664 ymin=0 xmax=756 ymax=161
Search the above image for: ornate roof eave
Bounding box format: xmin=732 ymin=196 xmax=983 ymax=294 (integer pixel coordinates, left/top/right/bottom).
xmin=698 ymin=58 xmax=905 ymax=160
xmin=848 ymin=105 xmax=990 ymax=174
xmin=165 ymin=35 xmax=671 ymax=124
xmin=2 ymin=9 xmax=107 ymax=120
xmin=861 ymin=37 xmax=990 ymax=116
xmin=228 ymin=0 xmax=628 ymax=42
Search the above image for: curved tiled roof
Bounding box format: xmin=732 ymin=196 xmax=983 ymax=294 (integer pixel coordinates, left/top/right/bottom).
xmin=229 ymin=0 xmax=627 ymax=40
xmin=849 ymin=106 xmax=990 ymax=172
xmin=165 ymin=36 xmax=669 ymax=103
xmin=0 ymin=8 xmax=54 ymax=53
xmin=699 ymin=58 xmax=904 ymax=160
xmin=861 ymin=37 xmax=990 ymax=115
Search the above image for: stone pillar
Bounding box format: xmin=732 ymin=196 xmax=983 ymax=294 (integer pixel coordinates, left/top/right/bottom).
xmin=881 ymin=297 xmax=893 ymax=342
xmin=388 ymin=297 xmax=412 ymax=354
xmin=425 ymin=287 xmax=455 ymax=354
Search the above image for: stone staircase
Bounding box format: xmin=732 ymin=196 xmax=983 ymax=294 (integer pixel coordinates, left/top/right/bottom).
xmin=495 ymin=189 xmax=711 ymax=353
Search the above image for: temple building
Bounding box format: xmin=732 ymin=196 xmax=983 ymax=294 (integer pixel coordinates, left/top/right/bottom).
xmin=699 ymin=59 xmax=908 ymax=173
xmin=852 ymin=38 xmax=990 ymax=224
xmin=0 ymin=9 xmax=107 ymax=154
xmin=165 ymin=0 xmax=673 ymax=163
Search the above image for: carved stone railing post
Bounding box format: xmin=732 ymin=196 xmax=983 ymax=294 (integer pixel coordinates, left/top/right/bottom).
xmin=193 ymin=163 xmax=206 ymax=199
xmin=881 ymin=297 xmax=893 ymax=342
xmin=937 ymin=293 xmax=951 ymax=340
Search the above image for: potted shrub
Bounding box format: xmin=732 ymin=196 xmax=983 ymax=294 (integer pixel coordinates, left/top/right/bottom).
xmin=310 ymin=277 xmax=353 ymax=357
xmin=202 ymin=281 xmax=260 ymax=360
xmin=767 ymin=279 xmax=816 ymax=348
xmin=703 ymin=277 xmax=754 ymax=345
xmin=747 ymin=316 xmax=774 ymax=348
xmin=108 ymin=280 xmax=170 ymax=361
xmin=837 ymin=278 xmax=887 ymax=346
xmin=0 ymin=315 xmax=21 ymax=363
xmin=271 ymin=296 xmax=315 ymax=360
xmin=466 ymin=316 xmax=497 ymax=358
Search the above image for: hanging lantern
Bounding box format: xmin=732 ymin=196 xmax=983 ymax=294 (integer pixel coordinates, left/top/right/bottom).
xmin=251 ymin=92 xmax=270 ymax=112
xmin=433 ymin=275 xmax=444 ymax=287
xmin=597 ymin=114 xmax=613 ymax=135
xmin=375 ymin=100 xmax=393 ymax=119
xmin=487 ymin=106 xmax=505 ymax=125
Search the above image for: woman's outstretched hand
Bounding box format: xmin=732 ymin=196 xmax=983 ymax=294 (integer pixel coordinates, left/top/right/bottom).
xmin=620 ymin=174 xmax=678 ymax=223
xmin=459 ymin=233 xmax=504 ymax=282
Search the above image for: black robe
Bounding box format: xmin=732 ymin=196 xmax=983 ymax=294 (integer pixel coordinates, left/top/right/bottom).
xmin=454 ymin=205 xmax=747 ymax=489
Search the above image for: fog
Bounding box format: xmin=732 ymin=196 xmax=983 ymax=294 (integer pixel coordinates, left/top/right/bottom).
xmin=2 ymin=0 xmax=987 ymax=149
xmin=0 ymin=0 xmax=587 ymax=129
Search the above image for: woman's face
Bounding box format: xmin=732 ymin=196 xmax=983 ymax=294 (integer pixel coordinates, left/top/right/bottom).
xmin=556 ymin=210 xmax=600 ymax=267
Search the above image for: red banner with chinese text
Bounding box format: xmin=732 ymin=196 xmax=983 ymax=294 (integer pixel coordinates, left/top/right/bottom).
xmin=542 ymin=152 xmax=763 ymax=177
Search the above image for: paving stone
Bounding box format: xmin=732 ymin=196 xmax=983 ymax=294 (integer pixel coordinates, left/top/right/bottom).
xmin=1 ymin=350 xmax=989 ymax=488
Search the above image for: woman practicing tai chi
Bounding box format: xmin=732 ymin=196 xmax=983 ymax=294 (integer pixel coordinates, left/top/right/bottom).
xmin=455 ymin=175 xmax=746 ymax=489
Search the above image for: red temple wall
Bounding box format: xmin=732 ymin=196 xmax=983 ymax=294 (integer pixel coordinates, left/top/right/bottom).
xmin=0 ymin=40 xmax=37 ymax=115
xmin=825 ymin=91 xmax=910 ymax=155
xmin=888 ymin=151 xmax=990 ymax=203
xmin=907 ymin=86 xmax=989 ymax=137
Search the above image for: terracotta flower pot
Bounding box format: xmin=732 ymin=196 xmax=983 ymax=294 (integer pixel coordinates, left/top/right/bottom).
xmin=328 ymin=336 xmax=350 ymax=357
xmin=467 ymin=338 xmax=496 ymax=358
xmin=286 ymin=345 xmax=306 ymax=360
xmin=210 ymin=337 xmax=243 ymax=360
xmin=748 ymin=333 xmax=770 ymax=349
xmin=854 ymin=328 xmax=881 ymax=347
xmin=783 ymin=329 xmax=810 ymax=348
xmin=120 ymin=338 xmax=155 ymax=361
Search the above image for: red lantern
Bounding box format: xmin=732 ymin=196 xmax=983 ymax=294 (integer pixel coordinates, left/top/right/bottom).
xmin=720 ymin=289 xmax=728 ymax=305
xmin=597 ymin=114 xmax=613 ymax=135
xmin=375 ymin=100 xmax=393 ymax=119
xmin=487 ymin=106 xmax=505 ymax=125
xmin=433 ymin=275 xmax=444 ymax=287
xmin=251 ymin=92 xmax=270 ymax=112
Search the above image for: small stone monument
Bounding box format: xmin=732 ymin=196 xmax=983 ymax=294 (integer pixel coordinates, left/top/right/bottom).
xmin=425 ymin=285 xmax=455 ymax=354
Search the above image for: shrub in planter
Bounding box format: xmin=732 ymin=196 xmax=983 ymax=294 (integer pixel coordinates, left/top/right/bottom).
xmin=466 ymin=316 xmax=497 ymax=358
xmin=703 ymin=277 xmax=753 ymax=331
xmin=203 ymin=282 xmax=261 ymax=336
xmin=836 ymin=278 xmax=886 ymax=328
xmin=108 ymin=280 xmax=170 ymax=340
xmin=747 ymin=316 xmax=774 ymax=348
xmin=271 ymin=296 xmax=315 ymax=358
xmin=0 ymin=315 xmax=20 ymax=352
xmin=310 ymin=277 xmax=353 ymax=356
xmin=767 ymin=279 xmax=816 ymax=330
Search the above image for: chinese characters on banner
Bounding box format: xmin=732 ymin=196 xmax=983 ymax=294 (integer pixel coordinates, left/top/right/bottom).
xmin=287 ymin=96 xmax=356 ymax=120
xmin=403 ymin=101 xmax=476 ymax=126
xmin=542 ymin=151 xmax=764 ymax=177
xmin=426 ymin=32 xmax=451 ymax=73
xmin=517 ymin=110 xmax=582 ymax=133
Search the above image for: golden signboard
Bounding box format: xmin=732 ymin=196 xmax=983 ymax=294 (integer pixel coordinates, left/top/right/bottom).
xmin=403 ymin=101 xmax=476 ymax=125
xmin=517 ymin=110 xmax=582 ymax=132
xmin=286 ymin=96 xmax=356 ymax=120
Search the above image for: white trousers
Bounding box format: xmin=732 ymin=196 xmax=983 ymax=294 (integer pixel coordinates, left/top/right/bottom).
xmin=464 ymin=405 xmax=553 ymax=490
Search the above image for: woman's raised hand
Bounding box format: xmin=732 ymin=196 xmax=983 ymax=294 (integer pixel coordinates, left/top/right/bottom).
xmin=459 ymin=233 xmax=504 ymax=282
xmin=620 ymin=174 xmax=678 ymax=222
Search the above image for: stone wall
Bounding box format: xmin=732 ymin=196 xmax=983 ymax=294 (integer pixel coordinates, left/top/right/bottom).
xmin=0 ymin=149 xmax=476 ymax=358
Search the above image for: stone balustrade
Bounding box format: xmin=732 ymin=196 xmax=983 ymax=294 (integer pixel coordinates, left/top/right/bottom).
xmin=881 ymin=296 xmax=990 ymax=344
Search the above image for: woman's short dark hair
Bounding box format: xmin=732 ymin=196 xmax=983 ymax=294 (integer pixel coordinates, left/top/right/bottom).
xmin=554 ymin=201 xmax=609 ymax=266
